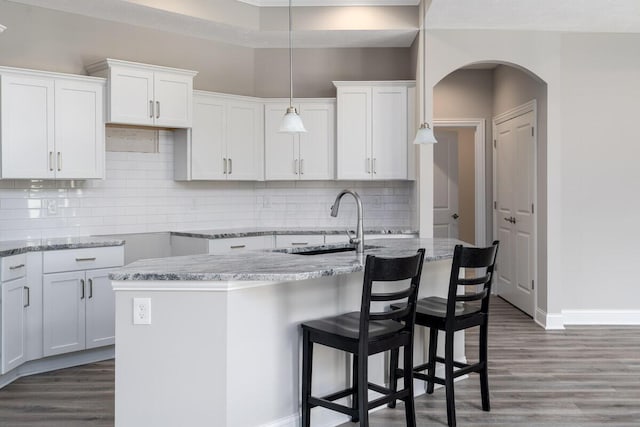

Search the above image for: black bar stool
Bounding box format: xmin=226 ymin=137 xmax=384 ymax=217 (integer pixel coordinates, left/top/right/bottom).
xmin=300 ymin=249 xmax=426 ymax=427
xmin=389 ymin=241 xmax=499 ymax=427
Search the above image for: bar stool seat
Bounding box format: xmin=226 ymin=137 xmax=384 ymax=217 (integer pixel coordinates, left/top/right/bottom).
xmin=302 ymin=312 xmax=405 ymax=341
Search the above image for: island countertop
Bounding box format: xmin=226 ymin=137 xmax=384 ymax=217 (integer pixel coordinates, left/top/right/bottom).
xmin=109 ymin=237 xmax=461 ymax=282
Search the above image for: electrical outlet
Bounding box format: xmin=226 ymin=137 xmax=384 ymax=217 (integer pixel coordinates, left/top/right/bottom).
xmin=133 ymin=298 xmax=151 ymax=325
xmin=47 ymin=199 xmax=57 ymax=215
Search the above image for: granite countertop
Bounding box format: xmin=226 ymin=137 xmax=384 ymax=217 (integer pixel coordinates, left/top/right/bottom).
xmin=170 ymin=227 xmax=417 ymax=239
xmin=110 ymin=238 xmax=460 ymax=282
xmin=0 ymin=236 xmax=125 ymax=257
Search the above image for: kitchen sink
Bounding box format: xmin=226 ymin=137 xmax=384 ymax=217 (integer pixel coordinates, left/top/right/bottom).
xmin=289 ymin=245 xmax=381 ymax=256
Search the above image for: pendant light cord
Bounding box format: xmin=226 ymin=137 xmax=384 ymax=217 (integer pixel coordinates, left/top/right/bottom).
xmin=421 ymin=15 xmax=426 ymax=125
xmin=289 ymin=0 xmax=293 ymax=108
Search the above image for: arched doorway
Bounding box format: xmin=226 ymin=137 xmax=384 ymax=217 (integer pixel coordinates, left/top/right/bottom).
xmin=432 ymin=62 xmax=548 ymax=320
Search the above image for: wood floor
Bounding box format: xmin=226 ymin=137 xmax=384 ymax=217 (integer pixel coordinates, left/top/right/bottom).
xmin=1 ymin=297 xmax=639 ymax=426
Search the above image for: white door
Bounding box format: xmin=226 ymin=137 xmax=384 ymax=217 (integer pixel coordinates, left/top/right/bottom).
xmin=264 ymin=103 xmax=297 ymax=180
xmin=85 ymin=269 xmax=115 ymax=349
xmin=0 ymin=74 xmax=55 ymax=179
xmin=191 ymin=95 xmax=226 ymax=180
xmin=153 ymin=72 xmax=193 ymax=128
xmin=336 ymin=86 xmax=372 ymax=180
xmin=109 ymin=66 xmax=155 ymax=126
xmin=494 ymin=111 xmax=536 ymax=316
xmin=226 ymin=100 xmax=263 ymax=180
xmin=43 ymin=271 xmax=86 ymax=356
xmin=433 ymin=129 xmax=459 ymax=239
xmin=1 ymin=277 xmax=27 ymax=374
xmin=371 ymin=86 xmax=407 ymax=179
xmin=54 ymin=79 xmax=104 ymax=179
xmin=299 ymin=102 xmax=335 ymax=180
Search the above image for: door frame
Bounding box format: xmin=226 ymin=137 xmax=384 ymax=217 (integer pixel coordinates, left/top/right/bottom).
xmin=433 ymin=119 xmax=486 ymax=246
xmin=492 ymin=99 xmax=538 ymax=317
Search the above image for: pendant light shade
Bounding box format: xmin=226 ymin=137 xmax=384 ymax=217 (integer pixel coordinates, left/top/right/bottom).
xmin=279 ymin=107 xmax=307 ymax=133
xmin=0 ymin=24 xmax=6 ymax=33
xmin=279 ymin=0 xmax=306 ymax=134
xmin=413 ymin=123 xmax=437 ymax=145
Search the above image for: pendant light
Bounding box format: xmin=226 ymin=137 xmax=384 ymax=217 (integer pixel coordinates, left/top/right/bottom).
xmin=413 ymin=19 xmax=436 ymax=145
xmin=0 ymin=25 xmax=6 ymax=33
xmin=279 ymin=0 xmax=307 ymax=133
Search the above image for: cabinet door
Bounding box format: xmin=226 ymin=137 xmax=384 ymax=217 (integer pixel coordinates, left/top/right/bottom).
xmin=108 ymin=66 xmax=154 ymax=126
xmin=85 ymin=269 xmax=115 ymax=349
xmin=1 ymin=277 xmax=27 ymax=374
xmin=226 ymin=100 xmax=263 ymax=180
xmin=0 ymin=74 xmax=55 ymax=179
xmin=191 ymin=95 xmax=226 ymax=180
xmin=154 ymin=72 xmax=193 ymax=128
xmin=371 ymin=86 xmax=407 ymax=179
xmin=54 ymin=79 xmax=105 ymax=179
xmin=43 ymin=271 xmax=86 ymax=356
xmin=336 ymin=86 xmax=372 ymax=180
xmin=265 ymin=103 xmax=298 ymax=180
xmin=299 ymin=102 xmax=335 ymax=180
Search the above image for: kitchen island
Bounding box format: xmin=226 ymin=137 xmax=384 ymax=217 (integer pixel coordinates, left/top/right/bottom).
xmin=110 ymin=238 xmax=464 ymax=427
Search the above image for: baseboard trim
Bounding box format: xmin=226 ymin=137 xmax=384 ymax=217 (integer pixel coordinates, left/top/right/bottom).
xmin=562 ymin=309 xmax=640 ymax=325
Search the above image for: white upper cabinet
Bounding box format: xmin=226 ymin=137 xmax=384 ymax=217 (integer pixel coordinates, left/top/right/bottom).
xmin=0 ymin=68 xmax=105 ymax=180
xmin=334 ymin=81 xmax=413 ymax=180
xmin=174 ymin=91 xmax=263 ymax=181
xmin=264 ymin=100 xmax=335 ymax=181
xmin=87 ymin=59 xmax=197 ymax=128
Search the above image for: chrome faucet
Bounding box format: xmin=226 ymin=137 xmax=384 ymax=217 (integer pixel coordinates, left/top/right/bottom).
xmin=330 ymin=189 xmax=364 ymax=254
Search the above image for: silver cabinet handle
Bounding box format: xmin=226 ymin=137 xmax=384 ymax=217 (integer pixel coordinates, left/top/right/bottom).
xmin=366 ymin=158 xmax=371 ymax=174
xmin=75 ymin=257 xmax=97 ymax=262
xmin=24 ymin=286 xmax=30 ymax=308
xmin=228 ymin=158 xmax=232 ymax=175
xmin=156 ymin=101 xmax=160 ymax=119
xmin=373 ymin=158 xmax=376 ymax=174
xmin=149 ymin=100 xmax=154 ymax=118
xmin=9 ymin=264 xmax=25 ymax=270
xmin=223 ymin=158 xmax=227 ymax=174
xmin=300 ymin=159 xmax=304 ymax=175
xmin=294 ymin=159 xmax=299 ymax=175
xmin=80 ymin=279 xmax=85 ymax=300
xmin=230 ymin=245 xmax=246 ymax=249
xmin=88 ymin=278 xmax=93 ymax=299
xmin=291 ymin=242 xmax=308 ymax=246
xmin=57 ymin=152 xmax=62 ymax=172
xmin=49 ymin=151 xmax=54 ymax=171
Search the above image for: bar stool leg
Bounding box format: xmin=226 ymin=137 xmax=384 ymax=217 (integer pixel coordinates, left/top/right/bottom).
xmin=479 ymin=323 xmax=490 ymax=411
xmin=388 ymin=348 xmax=399 ymax=408
xmin=351 ymin=354 xmax=359 ymax=422
xmin=426 ymin=327 xmax=438 ymax=394
xmin=444 ymin=331 xmax=456 ymax=427
xmin=403 ymin=343 xmax=417 ymax=427
xmin=357 ymin=352 xmax=369 ymax=427
xmin=301 ymin=330 xmax=313 ymax=427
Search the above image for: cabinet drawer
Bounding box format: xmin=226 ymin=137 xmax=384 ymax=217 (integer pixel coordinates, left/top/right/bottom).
xmin=208 ymin=236 xmax=273 ymax=255
xmin=43 ymin=246 xmax=124 ymax=273
xmin=1 ymin=253 xmax=27 ymax=281
xmin=275 ymin=234 xmax=325 ymax=249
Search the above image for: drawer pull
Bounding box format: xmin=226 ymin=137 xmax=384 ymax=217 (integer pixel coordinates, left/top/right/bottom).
xmin=9 ymin=264 xmax=25 ymax=270
xmin=230 ymin=245 xmax=246 ymax=249
xmin=291 ymin=242 xmax=308 ymax=246
xmin=75 ymin=257 xmax=97 ymax=262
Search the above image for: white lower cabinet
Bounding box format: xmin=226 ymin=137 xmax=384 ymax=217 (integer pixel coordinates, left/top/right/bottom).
xmin=42 ymin=247 xmax=123 ymax=357
xmin=274 ymin=234 xmax=325 ymax=248
xmin=208 ymin=236 xmax=274 ymax=255
xmin=1 ymin=276 xmax=27 ymax=374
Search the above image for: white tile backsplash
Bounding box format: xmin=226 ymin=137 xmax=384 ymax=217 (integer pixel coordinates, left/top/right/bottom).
xmin=0 ymin=131 xmax=416 ymax=241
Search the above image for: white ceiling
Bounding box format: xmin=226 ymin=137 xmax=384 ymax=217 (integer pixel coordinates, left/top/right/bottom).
xmin=238 ymin=0 xmax=419 ymax=5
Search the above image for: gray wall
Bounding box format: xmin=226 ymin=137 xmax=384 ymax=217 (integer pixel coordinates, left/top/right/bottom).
xmin=0 ymin=1 xmax=414 ymax=98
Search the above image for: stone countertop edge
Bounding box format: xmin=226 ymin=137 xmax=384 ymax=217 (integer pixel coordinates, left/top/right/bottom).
xmin=170 ymin=228 xmax=417 ymax=239
xmin=0 ymin=237 xmax=125 ymax=257
xmin=109 ymin=238 xmax=462 ymax=283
